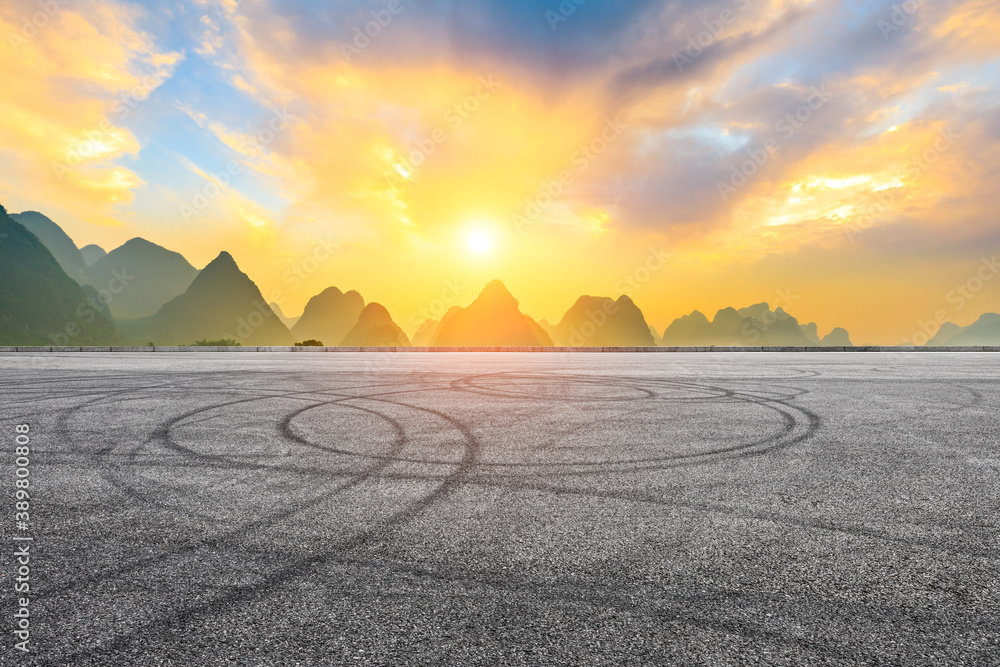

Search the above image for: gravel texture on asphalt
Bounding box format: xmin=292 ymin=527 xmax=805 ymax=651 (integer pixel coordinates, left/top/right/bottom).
xmin=0 ymin=352 xmax=998 ymax=666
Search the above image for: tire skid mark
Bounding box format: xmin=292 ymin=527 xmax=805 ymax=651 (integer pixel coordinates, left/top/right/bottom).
xmin=40 ymin=381 xmax=485 ymax=666
xmin=41 ymin=389 xmax=415 ymax=599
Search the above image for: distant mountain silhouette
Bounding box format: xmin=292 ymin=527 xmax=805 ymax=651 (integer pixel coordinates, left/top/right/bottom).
xmin=735 ymin=303 xmax=814 ymax=346
xmin=662 ymin=303 xmax=852 ymax=346
xmin=553 ymin=295 xmax=655 ymax=346
xmin=927 ymin=322 xmax=961 ymax=346
xmin=0 ymin=205 xmax=117 ymax=345
xmin=120 ymin=251 xmax=292 ymax=346
xmin=340 ymin=303 xmax=411 ymax=346
xmin=432 ymin=280 xmax=552 ymax=346
xmin=928 ymin=314 xmax=1000 ymax=346
xmin=537 ymin=319 xmax=559 ymax=343
xmin=80 ymin=244 xmax=106 ymax=266
xmin=661 ymin=310 xmax=712 ymax=345
xmin=88 ymin=238 xmax=198 ymax=319
xmin=649 ymin=325 xmax=664 ymax=346
xmin=10 ymin=211 xmax=91 ymax=285
xmin=411 ymin=306 xmax=463 ymax=346
xmin=412 ymin=317 xmax=441 ymax=347
xmin=269 ymin=302 xmax=300 ymax=329
xmin=821 ymin=327 xmax=852 ymax=346
xmin=291 ymin=287 xmax=365 ymax=346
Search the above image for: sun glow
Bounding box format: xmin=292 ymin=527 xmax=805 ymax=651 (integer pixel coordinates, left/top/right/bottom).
xmin=468 ymin=230 xmax=493 ymax=254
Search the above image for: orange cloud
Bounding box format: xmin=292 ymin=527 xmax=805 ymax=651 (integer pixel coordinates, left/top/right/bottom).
xmin=0 ymin=0 xmax=181 ymax=225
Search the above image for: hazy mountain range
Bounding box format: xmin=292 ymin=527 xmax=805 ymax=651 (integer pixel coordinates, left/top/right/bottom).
xmin=662 ymin=304 xmax=853 ymax=347
xmin=10 ymin=211 xmax=93 ymax=286
xmin=0 ymin=206 xmax=118 ymax=345
xmin=291 ymin=287 xmax=365 ymax=346
xmin=342 ymin=303 xmax=411 ymax=347
xmin=552 ymin=295 xmax=654 ymax=347
xmin=928 ymin=314 xmax=1000 ymax=346
xmin=88 ymin=238 xmax=198 ymax=319
xmin=3 ymin=205 xmax=997 ymax=348
xmin=118 ymin=252 xmax=294 ymax=346
xmin=80 ymin=244 xmax=108 ymax=267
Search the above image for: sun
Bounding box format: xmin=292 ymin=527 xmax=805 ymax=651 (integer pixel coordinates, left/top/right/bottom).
xmin=468 ymin=230 xmax=493 ymax=254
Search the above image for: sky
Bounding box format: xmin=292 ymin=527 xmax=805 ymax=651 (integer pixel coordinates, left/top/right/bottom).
xmin=1 ymin=0 xmax=998 ymax=344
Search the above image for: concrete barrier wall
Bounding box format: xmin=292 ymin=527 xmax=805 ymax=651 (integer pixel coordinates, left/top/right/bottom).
xmin=1 ymin=346 xmax=999 ymax=353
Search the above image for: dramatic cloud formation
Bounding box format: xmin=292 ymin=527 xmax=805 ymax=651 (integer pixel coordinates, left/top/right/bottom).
xmin=1 ymin=0 xmax=998 ymax=342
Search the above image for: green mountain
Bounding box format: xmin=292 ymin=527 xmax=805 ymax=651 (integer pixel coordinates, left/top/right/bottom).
xmin=735 ymin=304 xmax=814 ymax=346
xmin=10 ymin=211 xmax=91 ymax=285
xmin=662 ymin=303 xmax=852 ymax=347
xmin=80 ymin=244 xmax=107 ymax=266
xmin=0 ymin=205 xmax=118 ymax=346
xmin=553 ymin=295 xmax=655 ymax=346
xmin=340 ymin=303 xmax=411 ymax=346
xmin=928 ymin=314 xmax=1000 ymax=346
xmin=821 ymin=327 xmax=852 ymax=346
xmin=291 ymin=287 xmax=365 ymax=346
xmin=432 ymin=280 xmax=552 ymax=347
xmin=120 ymin=251 xmax=292 ymax=346
xmin=660 ymin=310 xmax=712 ymax=345
xmin=88 ymin=238 xmax=198 ymax=319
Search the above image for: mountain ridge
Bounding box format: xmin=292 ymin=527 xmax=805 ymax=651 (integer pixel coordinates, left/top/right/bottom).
xmin=0 ymin=207 xmax=118 ymax=345
xmin=662 ymin=303 xmax=853 ymax=347
xmin=341 ymin=303 xmax=411 ymax=346
xmin=928 ymin=313 xmax=1000 ymax=346
xmin=118 ymin=251 xmax=293 ymax=346
xmin=432 ymin=280 xmax=553 ymax=347
xmin=291 ymin=287 xmax=365 ymax=346
xmin=88 ymin=237 xmax=198 ymax=319
xmin=10 ymin=211 xmax=92 ymax=286
xmin=553 ymin=295 xmax=655 ymax=347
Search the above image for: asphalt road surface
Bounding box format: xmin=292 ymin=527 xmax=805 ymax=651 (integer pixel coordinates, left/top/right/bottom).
xmin=1 ymin=352 xmax=998 ymax=666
